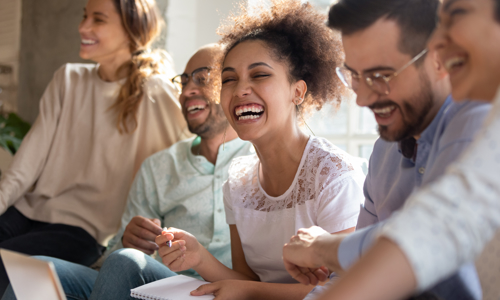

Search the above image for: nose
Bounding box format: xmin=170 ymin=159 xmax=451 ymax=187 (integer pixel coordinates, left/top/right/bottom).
xmin=78 ymin=17 xmax=91 ymax=35
xmin=181 ymin=79 xmax=201 ymax=98
xmin=354 ymin=80 xmax=379 ymax=108
xmin=233 ymin=79 xmax=251 ymax=99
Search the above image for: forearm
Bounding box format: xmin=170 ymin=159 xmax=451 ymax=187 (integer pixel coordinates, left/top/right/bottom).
xmin=195 ymin=247 xmax=257 ymax=282
xmin=314 ymin=238 xmax=416 ymax=300
xmin=312 ymin=233 xmax=346 ymax=273
xmin=247 ymin=282 xmax=314 ymax=300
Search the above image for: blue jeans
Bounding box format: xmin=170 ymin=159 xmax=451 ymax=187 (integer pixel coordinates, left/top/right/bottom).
xmin=1 ymin=249 xmax=177 ymax=300
xmin=0 ymin=207 xmax=104 ymax=296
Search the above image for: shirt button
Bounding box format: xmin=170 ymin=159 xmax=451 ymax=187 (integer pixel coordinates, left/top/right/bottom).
xmin=215 ymin=175 xmax=221 ymax=179
xmin=418 ymin=167 xmax=425 ymax=174
xmin=215 ymin=238 xmax=221 ymax=242
xmin=217 ymin=209 xmax=223 ymax=213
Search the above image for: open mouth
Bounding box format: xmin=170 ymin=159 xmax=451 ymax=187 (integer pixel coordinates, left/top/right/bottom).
xmin=372 ymin=105 xmax=396 ymax=118
xmin=187 ymin=104 xmax=207 ymax=114
xmin=444 ymin=56 xmax=467 ymax=73
xmin=81 ymin=39 xmax=97 ymax=45
xmin=234 ymin=104 xmax=264 ymax=121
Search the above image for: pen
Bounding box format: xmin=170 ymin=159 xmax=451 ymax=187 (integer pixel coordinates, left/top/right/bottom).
xmin=163 ymin=227 xmax=172 ymax=247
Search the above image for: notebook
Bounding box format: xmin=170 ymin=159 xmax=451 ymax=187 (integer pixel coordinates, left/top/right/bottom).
xmin=0 ymin=249 xmax=67 ymax=300
xmin=130 ymin=275 xmax=214 ymax=300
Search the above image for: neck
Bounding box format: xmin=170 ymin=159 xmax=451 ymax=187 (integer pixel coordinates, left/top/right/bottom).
xmin=413 ymin=89 xmax=449 ymax=140
xmin=97 ymin=50 xmax=132 ymax=82
xmin=253 ymin=124 xmax=310 ymax=197
xmin=197 ymin=126 xmax=239 ymax=165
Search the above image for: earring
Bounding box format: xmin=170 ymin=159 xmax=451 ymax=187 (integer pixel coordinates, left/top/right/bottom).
xmin=296 ymin=97 xmax=315 ymax=136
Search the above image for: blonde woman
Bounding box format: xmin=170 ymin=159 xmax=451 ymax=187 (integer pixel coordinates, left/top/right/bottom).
xmin=0 ymin=0 xmax=188 ymax=294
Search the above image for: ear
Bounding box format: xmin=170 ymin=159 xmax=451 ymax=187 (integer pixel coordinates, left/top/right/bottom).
xmin=293 ymin=80 xmax=308 ymax=105
xmin=430 ymin=49 xmax=448 ymax=80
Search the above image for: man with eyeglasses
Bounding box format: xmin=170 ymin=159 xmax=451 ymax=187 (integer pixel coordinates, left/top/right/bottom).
xmin=282 ymin=1 xmax=490 ymax=300
xmin=1 ymin=44 xmax=253 ymax=300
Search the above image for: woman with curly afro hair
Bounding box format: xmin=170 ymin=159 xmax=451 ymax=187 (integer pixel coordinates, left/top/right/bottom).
xmin=156 ymin=1 xmax=365 ymax=299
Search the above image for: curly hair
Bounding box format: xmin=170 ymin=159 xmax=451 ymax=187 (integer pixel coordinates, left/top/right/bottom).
xmin=214 ymin=0 xmax=345 ymax=113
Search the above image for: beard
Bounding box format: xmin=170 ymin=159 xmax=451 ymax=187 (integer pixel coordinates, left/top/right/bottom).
xmin=188 ymin=102 xmax=228 ymax=139
xmin=376 ymin=72 xmax=435 ymax=142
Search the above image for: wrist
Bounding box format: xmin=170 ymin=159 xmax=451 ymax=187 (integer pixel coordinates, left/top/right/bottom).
xmin=315 ymin=234 xmax=345 ymax=273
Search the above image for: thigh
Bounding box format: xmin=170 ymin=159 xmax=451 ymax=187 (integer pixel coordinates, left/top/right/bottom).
xmin=0 ymin=207 xmax=41 ymax=243
xmin=0 ymin=224 xmax=103 ymax=266
xmin=89 ymin=248 xmax=177 ymax=300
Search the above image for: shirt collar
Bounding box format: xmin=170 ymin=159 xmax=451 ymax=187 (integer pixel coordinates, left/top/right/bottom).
xmin=188 ymin=136 xmax=248 ymax=175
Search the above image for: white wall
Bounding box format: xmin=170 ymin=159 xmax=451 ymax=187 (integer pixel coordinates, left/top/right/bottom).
xmin=166 ymin=0 xmax=247 ymax=74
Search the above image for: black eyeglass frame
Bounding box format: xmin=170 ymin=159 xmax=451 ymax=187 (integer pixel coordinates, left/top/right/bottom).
xmin=171 ymin=67 xmax=211 ymax=90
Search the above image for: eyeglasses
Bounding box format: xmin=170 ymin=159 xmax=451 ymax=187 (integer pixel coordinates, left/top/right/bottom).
xmin=336 ymin=49 xmax=428 ymax=95
xmin=171 ymin=67 xmax=211 ymax=91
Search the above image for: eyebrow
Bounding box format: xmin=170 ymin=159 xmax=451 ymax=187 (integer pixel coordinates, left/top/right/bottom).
xmin=344 ymin=63 xmax=395 ymax=74
xmin=443 ymin=0 xmax=464 ymax=12
xmin=93 ymin=12 xmax=109 ymax=18
xmin=221 ymin=62 xmax=274 ymax=74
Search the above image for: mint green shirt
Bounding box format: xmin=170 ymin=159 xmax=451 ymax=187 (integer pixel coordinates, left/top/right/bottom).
xmin=107 ymin=136 xmax=254 ymax=277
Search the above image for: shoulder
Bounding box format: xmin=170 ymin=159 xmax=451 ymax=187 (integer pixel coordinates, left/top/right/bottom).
xmin=227 ymin=154 xmax=259 ymax=187
xmin=438 ymin=100 xmax=491 ymax=147
xmin=143 ymin=73 xmax=179 ymax=100
xmin=55 ymin=63 xmax=97 ymax=81
xmin=307 ymin=137 xmax=362 ymax=180
xmin=368 ymin=138 xmax=400 ymax=169
xmin=141 ymin=137 xmax=194 ymax=173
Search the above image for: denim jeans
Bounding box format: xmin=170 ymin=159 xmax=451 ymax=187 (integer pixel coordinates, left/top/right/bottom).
xmin=0 ymin=207 xmax=104 ymax=295
xmin=1 ymin=248 xmax=177 ymax=300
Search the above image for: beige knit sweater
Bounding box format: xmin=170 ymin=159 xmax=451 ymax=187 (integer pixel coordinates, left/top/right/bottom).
xmin=0 ymin=63 xmax=190 ymax=245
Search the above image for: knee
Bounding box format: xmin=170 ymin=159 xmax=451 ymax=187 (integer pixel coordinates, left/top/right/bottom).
xmin=102 ymin=248 xmax=151 ymax=274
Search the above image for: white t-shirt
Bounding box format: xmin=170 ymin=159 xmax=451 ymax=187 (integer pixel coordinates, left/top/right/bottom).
xmin=223 ymin=136 xmax=365 ymax=283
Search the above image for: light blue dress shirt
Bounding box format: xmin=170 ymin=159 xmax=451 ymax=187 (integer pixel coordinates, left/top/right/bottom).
xmin=336 ymin=97 xmax=491 ymax=299
xmin=106 ymin=136 xmax=254 ymax=278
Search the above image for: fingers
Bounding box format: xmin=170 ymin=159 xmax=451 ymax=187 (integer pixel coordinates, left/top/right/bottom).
xmin=283 ymin=258 xmax=310 ymax=285
xmin=190 ymin=283 xmax=219 ymax=296
xmin=122 ymin=231 xmax=159 ymax=254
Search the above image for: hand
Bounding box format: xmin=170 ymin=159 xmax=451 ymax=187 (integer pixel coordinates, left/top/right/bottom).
xmin=283 ymin=226 xmax=344 ymax=284
xmin=155 ymin=227 xmax=204 ymax=272
xmin=122 ymin=216 xmax=162 ymax=255
xmin=190 ymin=280 xmax=253 ymax=300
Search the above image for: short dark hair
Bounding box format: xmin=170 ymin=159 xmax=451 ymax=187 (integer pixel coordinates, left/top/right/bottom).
xmin=328 ymin=0 xmax=439 ymax=58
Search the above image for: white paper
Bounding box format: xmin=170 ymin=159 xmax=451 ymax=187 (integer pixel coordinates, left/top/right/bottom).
xmin=130 ymin=275 xmax=214 ymax=300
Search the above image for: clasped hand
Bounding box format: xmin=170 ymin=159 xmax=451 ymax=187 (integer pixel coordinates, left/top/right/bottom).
xmin=283 ymin=226 xmax=336 ymax=285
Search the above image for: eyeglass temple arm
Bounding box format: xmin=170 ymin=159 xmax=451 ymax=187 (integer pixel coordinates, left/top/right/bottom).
xmin=393 ymin=49 xmax=429 ymax=77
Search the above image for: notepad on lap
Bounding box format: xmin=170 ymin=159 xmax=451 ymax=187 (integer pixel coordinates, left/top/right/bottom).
xmin=130 ymin=275 xmax=214 ymax=300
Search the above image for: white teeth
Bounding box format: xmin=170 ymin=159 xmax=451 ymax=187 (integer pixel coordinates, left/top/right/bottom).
xmin=372 ymin=106 xmax=395 ymax=115
xmin=187 ymin=104 xmax=206 ymax=113
xmin=81 ymin=39 xmax=97 ymax=45
xmin=238 ymin=115 xmax=261 ymax=120
xmin=444 ymin=57 xmax=466 ymax=71
xmin=235 ymin=105 xmax=264 ymax=116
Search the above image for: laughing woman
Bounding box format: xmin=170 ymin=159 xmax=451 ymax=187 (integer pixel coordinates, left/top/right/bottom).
xmin=155 ymin=1 xmax=365 ymax=299
xmin=0 ymin=0 xmax=188 ymax=294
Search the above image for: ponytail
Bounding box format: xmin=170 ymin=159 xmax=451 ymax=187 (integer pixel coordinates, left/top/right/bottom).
xmin=111 ymin=0 xmax=170 ymax=133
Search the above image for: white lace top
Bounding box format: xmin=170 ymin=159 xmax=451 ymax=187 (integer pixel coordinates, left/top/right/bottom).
xmin=223 ymin=136 xmax=365 ymax=283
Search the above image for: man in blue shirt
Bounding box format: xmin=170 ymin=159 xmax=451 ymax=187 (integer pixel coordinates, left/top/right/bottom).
xmin=1 ymin=44 xmax=253 ymax=300
xmin=282 ymin=1 xmax=490 ymax=299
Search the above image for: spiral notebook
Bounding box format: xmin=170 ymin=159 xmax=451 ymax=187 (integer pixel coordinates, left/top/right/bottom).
xmin=130 ymin=275 xmax=214 ymax=300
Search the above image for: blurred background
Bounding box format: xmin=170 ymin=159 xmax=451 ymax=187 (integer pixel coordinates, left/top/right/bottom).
xmin=0 ymin=0 xmax=378 ymax=168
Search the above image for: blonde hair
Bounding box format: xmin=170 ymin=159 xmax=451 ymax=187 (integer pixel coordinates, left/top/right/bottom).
xmin=111 ymin=0 xmax=171 ymax=133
